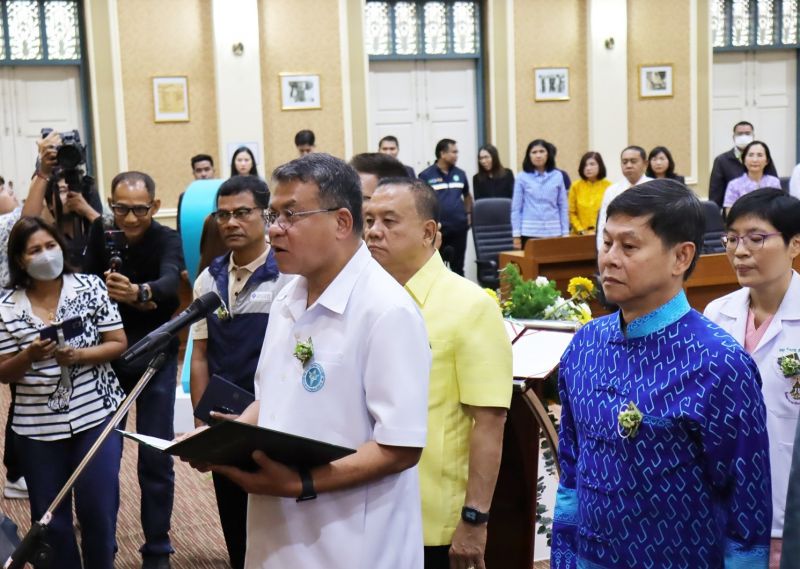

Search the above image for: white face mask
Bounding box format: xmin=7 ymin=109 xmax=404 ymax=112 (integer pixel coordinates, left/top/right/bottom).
xmin=734 ymin=134 xmax=754 ymax=149
xmin=27 ymin=247 xmax=64 ymax=281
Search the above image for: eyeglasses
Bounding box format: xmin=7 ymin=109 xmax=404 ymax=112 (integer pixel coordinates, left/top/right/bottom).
xmin=212 ymin=206 xmax=264 ymax=224
xmin=721 ymin=232 xmax=782 ymax=250
xmin=265 ymin=207 xmax=338 ymax=230
xmin=111 ymin=203 xmax=154 ymax=218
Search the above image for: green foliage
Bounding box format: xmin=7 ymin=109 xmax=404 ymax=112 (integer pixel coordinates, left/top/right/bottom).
xmin=501 ymin=264 xmax=560 ymax=319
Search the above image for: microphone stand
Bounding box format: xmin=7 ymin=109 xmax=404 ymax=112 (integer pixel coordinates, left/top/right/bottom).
xmin=3 ymin=351 xmax=169 ymax=569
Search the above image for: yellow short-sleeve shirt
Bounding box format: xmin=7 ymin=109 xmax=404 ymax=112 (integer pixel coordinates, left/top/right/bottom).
xmin=404 ymin=251 xmax=513 ymax=546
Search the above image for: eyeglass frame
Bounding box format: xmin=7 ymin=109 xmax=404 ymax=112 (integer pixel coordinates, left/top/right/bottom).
xmin=720 ymin=231 xmax=783 ymax=251
xmin=265 ymin=207 xmax=339 ymax=230
xmin=110 ymin=203 xmax=155 ymax=218
xmin=211 ymin=206 xmax=265 ymax=224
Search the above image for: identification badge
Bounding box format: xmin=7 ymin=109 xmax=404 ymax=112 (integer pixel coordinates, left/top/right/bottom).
xmin=250 ymin=291 xmax=273 ymax=303
xmin=453 ymin=174 xmax=460 ymax=181
xmin=777 ymin=348 xmax=800 ymax=405
xmin=302 ymin=363 xmax=326 ymax=393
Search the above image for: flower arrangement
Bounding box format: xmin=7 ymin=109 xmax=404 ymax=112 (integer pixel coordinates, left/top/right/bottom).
xmin=489 ymin=264 xmax=596 ymax=324
xmin=617 ymin=401 xmax=644 ymax=439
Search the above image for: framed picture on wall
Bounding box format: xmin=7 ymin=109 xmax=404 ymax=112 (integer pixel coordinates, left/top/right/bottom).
xmin=280 ymin=73 xmax=321 ymax=110
xmin=153 ymin=76 xmax=189 ymax=122
xmin=534 ymin=67 xmax=569 ymax=101
xmin=639 ymin=64 xmax=673 ymax=98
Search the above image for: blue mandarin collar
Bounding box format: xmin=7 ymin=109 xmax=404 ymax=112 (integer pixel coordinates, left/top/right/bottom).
xmin=622 ymin=290 xmax=691 ymax=340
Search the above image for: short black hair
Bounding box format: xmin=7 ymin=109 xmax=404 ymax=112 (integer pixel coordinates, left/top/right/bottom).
xmin=733 ymin=121 xmax=754 ymax=133
xmin=435 ymin=138 xmax=456 ymax=160
xmin=727 ymin=188 xmax=800 ymax=245
xmin=111 ymin=171 xmax=156 ymax=199
xmin=646 ymin=146 xmax=676 ymax=178
xmin=349 ymin=153 xmax=409 ymax=180
xmin=272 ymin=153 xmax=363 ymax=234
xmin=191 ymin=154 xmax=214 ymax=168
xmin=7 ymin=216 xmax=75 ymax=289
xmin=606 ymin=178 xmax=704 ymax=279
xmin=621 ymin=146 xmax=647 ymax=161
xmin=294 ymin=129 xmax=316 ymax=147
xmin=522 ymin=139 xmax=555 ymax=173
xmin=378 ymin=135 xmax=399 ymax=148
xmin=376 ymin=177 xmax=440 ymax=223
xmin=230 ymin=146 xmax=259 ymax=178
xmin=578 ymin=151 xmax=607 ymax=181
xmin=216 ymin=175 xmax=270 ymax=209
xmin=740 ymin=140 xmax=773 ymax=169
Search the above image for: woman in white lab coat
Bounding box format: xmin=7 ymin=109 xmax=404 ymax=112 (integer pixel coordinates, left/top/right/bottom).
xmin=704 ymin=188 xmax=800 ymax=567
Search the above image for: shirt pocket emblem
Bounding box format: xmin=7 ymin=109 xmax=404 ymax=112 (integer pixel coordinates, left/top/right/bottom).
xmin=302 ymin=362 xmax=326 ymax=392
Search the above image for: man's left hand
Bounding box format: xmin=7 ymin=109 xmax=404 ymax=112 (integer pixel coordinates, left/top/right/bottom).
xmin=449 ymin=521 xmax=487 ymax=569
xmin=211 ymin=451 xmax=302 ymax=498
xmin=105 ymin=271 xmax=139 ymax=304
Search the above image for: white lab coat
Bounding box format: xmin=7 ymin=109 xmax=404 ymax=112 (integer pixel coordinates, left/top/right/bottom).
xmin=704 ymin=270 xmax=800 ymax=538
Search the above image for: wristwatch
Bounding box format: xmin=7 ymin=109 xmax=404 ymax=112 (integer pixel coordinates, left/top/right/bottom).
xmin=461 ymin=506 xmax=490 ymax=525
xmin=137 ymin=283 xmax=152 ymax=303
xmin=296 ymin=467 xmax=317 ymax=502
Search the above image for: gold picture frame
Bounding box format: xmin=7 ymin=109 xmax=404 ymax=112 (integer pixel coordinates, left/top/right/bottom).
xmin=280 ymin=72 xmax=321 ymax=110
xmin=639 ymin=64 xmax=673 ymax=98
xmin=153 ymin=76 xmax=189 ymax=122
xmin=534 ymin=67 xmax=570 ymax=102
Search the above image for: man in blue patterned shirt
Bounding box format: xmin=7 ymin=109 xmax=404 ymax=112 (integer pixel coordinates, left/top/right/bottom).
xmin=552 ymin=179 xmax=772 ymax=568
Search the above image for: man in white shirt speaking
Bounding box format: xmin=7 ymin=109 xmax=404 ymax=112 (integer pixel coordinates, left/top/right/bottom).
xmin=206 ymin=153 xmax=432 ymax=569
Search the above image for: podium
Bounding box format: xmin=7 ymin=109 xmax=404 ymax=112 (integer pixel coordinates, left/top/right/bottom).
xmin=485 ymin=319 xmax=579 ymax=569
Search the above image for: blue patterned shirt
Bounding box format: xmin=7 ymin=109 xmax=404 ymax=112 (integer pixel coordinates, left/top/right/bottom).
xmin=552 ymin=291 xmax=771 ymax=569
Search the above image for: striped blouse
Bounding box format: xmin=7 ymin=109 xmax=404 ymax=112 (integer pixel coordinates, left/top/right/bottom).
xmin=0 ymin=273 xmax=125 ymax=441
xmin=511 ymin=170 xmax=569 ymax=238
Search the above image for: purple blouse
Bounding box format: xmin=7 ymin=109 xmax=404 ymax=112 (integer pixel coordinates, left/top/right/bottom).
xmin=723 ymin=173 xmax=782 ymax=207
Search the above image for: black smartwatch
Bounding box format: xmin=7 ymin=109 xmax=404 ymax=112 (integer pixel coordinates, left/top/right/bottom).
xmin=296 ymin=467 xmax=317 ymax=502
xmin=461 ymin=505 xmax=490 ymax=525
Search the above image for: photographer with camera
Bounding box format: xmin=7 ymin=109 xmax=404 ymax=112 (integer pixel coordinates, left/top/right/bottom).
xmin=84 ymin=171 xmax=184 ymax=569
xmin=38 ymin=128 xmax=102 ymax=271
xmin=2 ymin=132 xmax=59 ymax=502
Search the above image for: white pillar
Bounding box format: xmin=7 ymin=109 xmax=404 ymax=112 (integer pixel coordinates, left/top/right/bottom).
xmin=587 ymin=0 xmax=628 ymax=181
xmin=211 ymin=0 xmax=266 ymax=172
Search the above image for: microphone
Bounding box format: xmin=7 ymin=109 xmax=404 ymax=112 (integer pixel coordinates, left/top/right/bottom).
xmin=121 ymin=292 xmax=222 ymax=363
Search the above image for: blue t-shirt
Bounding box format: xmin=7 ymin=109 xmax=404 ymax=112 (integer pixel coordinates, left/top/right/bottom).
xmin=552 ymin=291 xmax=771 ymax=569
xmin=418 ymin=164 xmax=469 ymax=233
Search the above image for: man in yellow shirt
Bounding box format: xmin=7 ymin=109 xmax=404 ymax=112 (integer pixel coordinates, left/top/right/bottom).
xmin=364 ymin=177 xmax=512 ymax=569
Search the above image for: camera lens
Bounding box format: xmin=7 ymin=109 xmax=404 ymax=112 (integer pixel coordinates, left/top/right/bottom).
xmin=57 ymin=145 xmax=82 ymax=170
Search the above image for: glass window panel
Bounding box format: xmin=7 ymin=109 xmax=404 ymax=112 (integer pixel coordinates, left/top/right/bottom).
xmin=783 ymin=0 xmax=798 ymax=44
xmin=452 ymin=1 xmax=476 ymax=54
xmin=45 ymin=0 xmax=80 ymax=60
xmin=8 ymin=0 xmax=42 ymax=60
xmin=424 ymin=1 xmax=447 ymax=55
xmin=0 ymin=6 xmax=5 ymax=60
xmin=711 ymin=0 xmax=728 ymax=47
xmin=394 ymin=2 xmax=418 ymax=55
xmin=365 ymin=2 xmax=391 ymax=56
xmin=756 ymin=0 xmax=775 ymax=45
xmin=731 ymin=0 xmax=752 ymax=46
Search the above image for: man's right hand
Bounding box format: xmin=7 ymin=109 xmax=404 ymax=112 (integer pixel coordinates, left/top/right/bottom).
xmin=37 ymin=132 xmax=60 ymax=176
xmin=513 ymin=237 xmax=522 ymax=250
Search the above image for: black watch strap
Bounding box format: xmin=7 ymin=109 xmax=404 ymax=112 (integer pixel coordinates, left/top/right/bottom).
xmin=296 ymin=467 xmax=317 ymax=502
xmin=461 ymin=505 xmax=490 ymax=525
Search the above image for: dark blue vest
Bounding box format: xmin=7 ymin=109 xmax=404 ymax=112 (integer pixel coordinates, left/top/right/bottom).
xmin=205 ymin=251 xmax=280 ymax=393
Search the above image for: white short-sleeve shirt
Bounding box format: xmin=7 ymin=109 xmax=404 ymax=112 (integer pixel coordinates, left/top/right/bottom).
xmin=246 ymin=243 xmax=431 ymax=569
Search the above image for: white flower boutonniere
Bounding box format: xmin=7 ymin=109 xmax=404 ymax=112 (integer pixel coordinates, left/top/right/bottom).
xmin=293 ymin=337 xmax=314 ymax=368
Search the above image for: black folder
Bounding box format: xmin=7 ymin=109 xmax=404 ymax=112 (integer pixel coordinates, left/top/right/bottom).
xmin=193 ymin=374 xmax=255 ymax=424
xmin=119 ymin=421 xmax=356 ymax=471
